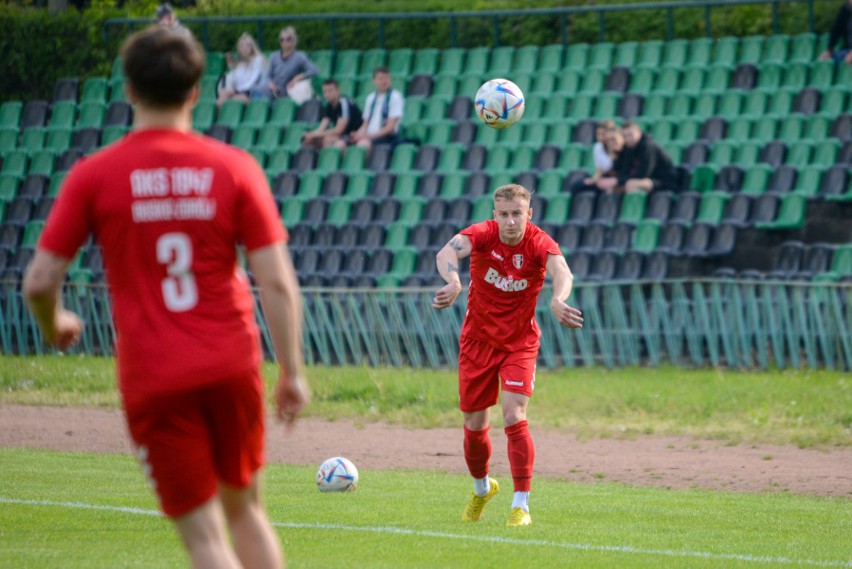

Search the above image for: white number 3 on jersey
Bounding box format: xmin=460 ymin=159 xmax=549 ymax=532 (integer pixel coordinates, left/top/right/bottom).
xmin=157 ymin=232 xmax=198 ymax=312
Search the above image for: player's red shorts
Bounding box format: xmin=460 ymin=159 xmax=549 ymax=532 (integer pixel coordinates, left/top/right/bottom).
xmin=458 ymin=334 xmax=537 ymax=413
xmin=122 ymin=369 xmax=265 ymax=518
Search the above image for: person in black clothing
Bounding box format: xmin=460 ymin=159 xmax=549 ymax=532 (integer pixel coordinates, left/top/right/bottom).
xmin=597 ymin=121 xmax=676 ymax=194
xmin=819 ymin=0 xmax=852 ymax=64
xmin=302 ymin=78 xmax=364 ymax=149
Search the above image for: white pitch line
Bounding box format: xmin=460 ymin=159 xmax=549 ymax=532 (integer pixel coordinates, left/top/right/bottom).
xmin=2 ymin=497 xmax=849 ymax=568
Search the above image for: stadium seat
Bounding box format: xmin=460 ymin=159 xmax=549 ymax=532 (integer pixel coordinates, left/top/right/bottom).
xmin=613 ymin=41 xmax=639 ymax=67
xmin=412 ymin=48 xmax=439 ymax=75
xmin=681 ymin=222 xmax=714 ymax=257
xmin=53 ymin=77 xmax=79 ymax=103
xmin=668 ymin=192 xmax=701 ymax=224
xmin=656 ymin=222 xmax=686 ymax=254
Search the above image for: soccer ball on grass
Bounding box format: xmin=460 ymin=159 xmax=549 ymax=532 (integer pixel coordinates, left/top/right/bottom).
xmin=474 ymin=78 xmax=525 ymax=129
xmin=316 ymin=456 xmax=359 ymax=492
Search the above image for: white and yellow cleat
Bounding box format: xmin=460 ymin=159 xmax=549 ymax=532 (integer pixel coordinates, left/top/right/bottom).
xmin=462 ymin=478 xmax=499 ymax=521
xmin=506 ymin=507 xmax=532 ymax=527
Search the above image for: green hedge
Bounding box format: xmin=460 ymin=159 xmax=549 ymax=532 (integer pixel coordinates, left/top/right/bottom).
xmin=0 ymin=0 xmax=840 ymax=103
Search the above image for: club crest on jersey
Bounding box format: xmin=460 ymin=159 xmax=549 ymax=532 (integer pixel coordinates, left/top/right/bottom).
xmin=513 ymin=254 xmax=524 ymax=269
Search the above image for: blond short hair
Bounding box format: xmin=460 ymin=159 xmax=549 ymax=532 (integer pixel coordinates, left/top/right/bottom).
xmin=493 ymin=183 xmax=532 ymax=204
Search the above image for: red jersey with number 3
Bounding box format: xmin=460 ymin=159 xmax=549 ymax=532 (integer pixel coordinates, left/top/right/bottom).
xmin=460 ymin=220 xmax=561 ymax=352
xmin=38 ymin=129 xmax=286 ymax=398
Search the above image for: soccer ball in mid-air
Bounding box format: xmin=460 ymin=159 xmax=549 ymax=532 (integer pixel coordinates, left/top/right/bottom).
xmin=316 ymin=457 xmax=359 ymax=492
xmin=474 ymin=78 xmax=525 ymax=129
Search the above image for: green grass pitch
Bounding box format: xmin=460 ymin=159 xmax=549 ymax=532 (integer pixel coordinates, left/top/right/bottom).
xmin=0 ymin=448 xmax=849 ymax=568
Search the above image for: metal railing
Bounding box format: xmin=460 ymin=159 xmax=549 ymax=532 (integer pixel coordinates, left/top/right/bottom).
xmin=103 ymin=0 xmax=830 ymax=52
xmin=3 ymin=280 xmax=850 ymax=370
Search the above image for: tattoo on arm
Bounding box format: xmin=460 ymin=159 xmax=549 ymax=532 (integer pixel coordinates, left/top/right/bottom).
xmin=448 ymin=238 xmax=463 ymax=252
xmin=447 ymin=263 xmax=458 ymax=274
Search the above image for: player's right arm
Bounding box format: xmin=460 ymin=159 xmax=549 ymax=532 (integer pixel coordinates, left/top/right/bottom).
xmin=247 ymin=243 xmax=310 ymax=428
xmin=432 ymin=233 xmax=472 ymax=310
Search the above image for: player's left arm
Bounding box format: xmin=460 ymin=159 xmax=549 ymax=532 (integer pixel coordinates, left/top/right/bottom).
xmin=545 ymin=253 xmax=584 ymax=329
xmin=23 ymin=250 xmax=84 ymax=349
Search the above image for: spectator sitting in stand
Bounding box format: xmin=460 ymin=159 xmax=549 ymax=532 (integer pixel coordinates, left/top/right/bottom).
xmin=596 ymin=121 xmax=676 ymax=194
xmin=155 ymin=3 xmax=185 ymax=31
xmin=216 ymin=33 xmax=265 ymax=107
xmin=251 ymin=26 xmax=318 ymax=103
xmin=348 ymin=67 xmax=405 ymax=156
xmin=302 ymin=79 xmax=364 ymax=150
xmin=818 ymin=0 xmax=852 ymax=64
xmin=569 ymin=119 xmax=618 ymax=193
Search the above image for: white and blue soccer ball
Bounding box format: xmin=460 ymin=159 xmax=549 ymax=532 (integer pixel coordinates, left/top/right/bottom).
xmin=474 ymin=78 xmax=525 ymax=130
xmin=316 ymin=456 xmax=359 ymax=493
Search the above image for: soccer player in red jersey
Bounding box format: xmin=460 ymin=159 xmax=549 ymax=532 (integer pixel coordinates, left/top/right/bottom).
xmin=23 ymin=26 xmax=308 ymax=568
xmin=432 ymin=183 xmax=583 ymax=527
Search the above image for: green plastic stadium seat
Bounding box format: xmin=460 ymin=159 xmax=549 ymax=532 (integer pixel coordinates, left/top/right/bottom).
xmin=688 ymin=38 xmax=713 ymax=67
xmin=47 ymin=172 xmax=65 ymax=197
xmin=558 ymin=144 xmax=586 ymax=171
xmin=678 ymin=67 xmax=704 ymax=95
xmin=0 ymin=101 xmax=23 ymax=129
xmin=249 ymin=149 xmax=266 ymax=169
xmin=510 ymin=146 xmax=536 ymax=172
xmin=564 ymin=43 xmax=589 ymax=70
xmin=689 ymin=164 xmax=717 ymax=192
xmin=0 ymin=128 xmax=17 ymax=155
xmin=792 ymin=165 xmax=822 ymax=196
xmin=341 ymin=145 xmax=366 ymax=173
xmin=637 ymin=40 xmax=663 ymax=68
xmin=767 ymin=88 xmax=794 ymax=117
xmin=345 ymin=171 xmax=373 ymax=200
xmin=567 ymin=93 xmax=594 ymax=120
xmin=675 ymin=118 xmax=701 ymax=143
xmin=47 ymin=128 xmax=73 ymax=153
xmin=205 ymin=53 xmax=224 ymax=78
xmin=803 ymin=115 xmax=829 ymax=141
xmin=695 ymin=191 xmax=729 ymax=224
xmin=587 ymin=42 xmax=613 ymax=69
xmin=617 ymin=193 xmax=647 ymax=225
xmin=784 ymin=140 xmax=812 ymax=168
xmin=648 ymin=118 xmax=674 ymax=145
xmin=0 ymin=174 xmax=18 ymax=202
xmin=538 ymin=44 xmax=564 ymax=73
xmin=789 ymin=33 xmax=817 ymax=64
xmin=325 ymin=200 xmax=351 ymax=226
xmin=661 ymin=39 xmax=689 ymax=68
xmin=513 ymin=45 xmax=539 ymax=71
xmin=629 ymin=67 xmax=655 ymax=96
xmin=741 ymin=90 xmax=768 ymax=119
xmin=279 ymin=198 xmax=303 ymax=228
xmin=631 ymin=219 xmax=661 ymax=253
xmin=412 ymin=48 xmax=440 ymax=75
xmin=28 ymin=150 xmax=54 ymax=176
xmin=668 ymin=93 xmax=693 ymax=119
xmin=22 ymin=220 xmax=45 ymax=247
xmin=241 ymin=100 xmax=269 ymax=129
xmin=808 ymin=60 xmax=834 ymax=90
xmin=388 ymin=143 xmax=417 ymax=173
xmin=763 ymin=35 xmax=789 ymax=65
xmin=737 ymin=141 xmax=761 ymax=168
xmin=268 ymin=98 xmax=297 ymax=126
xmin=76 ymin=102 xmax=105 ymax=130
xmin=110 ymin=57 xmax=123 ymax=81
xmin=470 ymin=194 xmax=493 ymax=221
xmin=437 ymin=48 xmax=465 ymax=77
xmin=426 ymin=121 xmax=453 ymax=146
xmin=254 ymin=124 xmax=283 ymax=152
xmin=483 ymin=145 xmax=511 ymax=171
xmin=311 ymin=50 xmax=333 ymax=78
xmin=546 ymin=120 xmax=572 ymax=146
xmin=754 ymin=63 xmax=782 ymax=92
xmin=612 ymin=41 xmax=638 ymax=67
xmin=396 ymin=198 xmax=425 ymax=226
xmin=593 ymin=92 xmax=621 ymax=119
xmin=198 ymin=77 xmax=217 ymax=102
xmin=465 ymin=47 xmax=490 ymax=75
xmin=523 ymin=121 xmax=548 ymax=148
xmin=579 ymin=68 xmax=606 ymax=94
xmin=835 ymin=60 xmax=852 ymax=84
xmin=388 ymin=48 xmax=413 ymax=77
xmin=820 ymin=87 xmax=846 ymax=115
xmin=555 ymin=70 xmax=581 ymax=96
xmin=703 ymin=65 xmax=732 ymax=95
xmin=713 ymin=37 xmax=739 ymax=66
xmin=781 ymin=63 xmax=808 ymax=91
xmin=20 ymin=127 xmax=46 ymax=154
xmin=334 ymin=50 xmax=361 ymax=79
xmin=740 ymin=163 xmax=772 ymax=194
xmin=708 ymin=140 xmax=738 ymax=167
xmin=296 ymin=172 xmax=324 ymax=200
xmin=756 ymin=192 xmax=806 ymax=229
xmin=361 ymin=48 xmax=387 ymax=77
xmin=314 ymin=147 xmax=341 ymax=173
xmin=385 ymin=223 xmax=409 ymax=250
xmin=437 ymin=171 xmax=465 ymax=199
xmin=536 ymin=170 xmax=564 ymax=197
xmin=530 ymin=72 xmax=557 ymax=96
xmin=421 ymin=98 xmax=447 ymax=121
xmin=653 ymin=68 xmax=680 ymax=94
xmin=80 ymin=77 xmax=109 ymax=105
xmin=811 ymin=140 xmax=840 ymax=168
xmin=265 ymin=148 xmax=290 ymax=177
xmin=2 ymin=150 xmax=28 ymax=178
xmin=230 ymin=125 xmax=255 ymax=150
xmin=392 ymin=172 xmax=419 ymax=199
xmin=541 ymin=194 xmax=570 ymax=224
xmin=489 ymin=46 xmax=515 ymax=75
xmin=192 ymin=101 xmax=215 ymax=132
xmin=48 ymin=101 xmax=76 ymax=130
xmin=432 ymin=76 xmax=457 ymax=100
xmin=751 ymin=116 xmax=777 ymax=143
xmin=692 ymin=92 xmax=718 ymax=120
xmin=739 ymin=36 xmax=764 ymax=64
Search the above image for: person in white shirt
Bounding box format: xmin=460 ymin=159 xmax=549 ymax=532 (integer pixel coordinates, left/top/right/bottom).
xmin=217 ymin=33 xmax=265 ymax=106
xmin=349 ymin=67 xmax=404 ymax=156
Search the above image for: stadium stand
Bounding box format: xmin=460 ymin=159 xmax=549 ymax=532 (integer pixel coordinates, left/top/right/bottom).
xmin=1 ymin=32 xmax=851 ymax=287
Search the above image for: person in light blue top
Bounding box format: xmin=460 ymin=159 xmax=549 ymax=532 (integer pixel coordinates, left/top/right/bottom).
xmin=252 ymin=26 xmax=318 ymax=100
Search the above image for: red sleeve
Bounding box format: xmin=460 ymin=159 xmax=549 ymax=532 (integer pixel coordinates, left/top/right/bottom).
xmin=460 ymin=221 xmax=494 ymax=252
xmin=536 ymin=227 xmax=562 ymax=265
xmin=38 ymin=158 xmax=94 ymax=259
xmin=234 ymin=153 xmax=287 ymax=251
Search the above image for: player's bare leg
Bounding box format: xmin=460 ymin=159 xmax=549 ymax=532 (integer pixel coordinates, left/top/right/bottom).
xmin=220 ymin=474 xmax=284 ymax=569
xmin=173 ymin=497 xmax=242 ymax=569
xmin=503 ymin=392 xmax=533 ymax=526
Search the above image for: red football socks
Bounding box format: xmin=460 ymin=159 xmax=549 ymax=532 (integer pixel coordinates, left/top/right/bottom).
xmin=505 ymin=420 xmax=535 ymax=492
xmin=463 ymin=425 xmax=492 ymax=479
